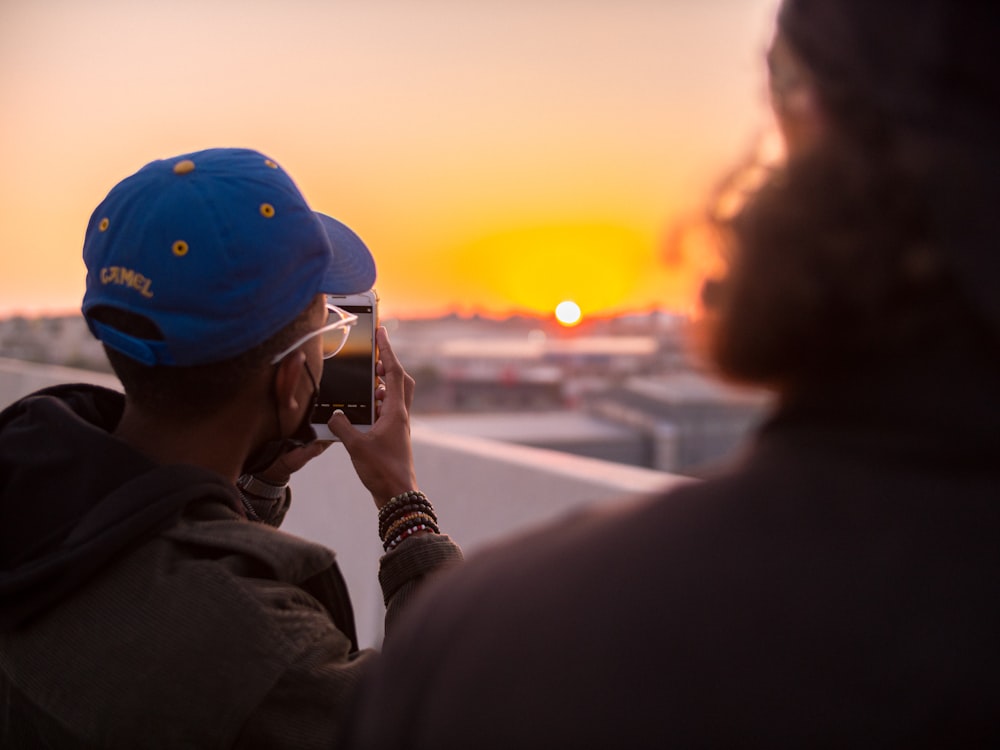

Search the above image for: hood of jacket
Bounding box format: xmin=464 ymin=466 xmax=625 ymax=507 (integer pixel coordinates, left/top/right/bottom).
xmin=0 ymin=383 xmax=242 ymax=630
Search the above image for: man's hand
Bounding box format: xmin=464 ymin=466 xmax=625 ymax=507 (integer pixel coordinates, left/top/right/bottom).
xmin=253 ymin=441 xmax=329 ymax=486
xmin=327 ymin=326 xmax=418 ymax=509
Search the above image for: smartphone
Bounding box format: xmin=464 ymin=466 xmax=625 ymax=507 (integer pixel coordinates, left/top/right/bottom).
xmin=311 ymin=289 xmax=378 ymax=441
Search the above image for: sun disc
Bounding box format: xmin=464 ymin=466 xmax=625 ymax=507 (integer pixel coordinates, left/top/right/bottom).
xmin=555 ymin=300 xmax=582 ymax=327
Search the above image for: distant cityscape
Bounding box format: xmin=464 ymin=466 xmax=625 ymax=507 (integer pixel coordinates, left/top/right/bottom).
xmin=0 ymin=311 xmax=772 ymax=477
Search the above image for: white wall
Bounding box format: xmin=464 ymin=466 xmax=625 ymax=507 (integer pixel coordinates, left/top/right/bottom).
xmin=0 ymin=357 xmax=120 ymax=403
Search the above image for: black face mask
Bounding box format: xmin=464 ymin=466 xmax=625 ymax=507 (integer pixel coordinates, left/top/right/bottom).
xmin=242 ymin=359 xmax=320 ymax=475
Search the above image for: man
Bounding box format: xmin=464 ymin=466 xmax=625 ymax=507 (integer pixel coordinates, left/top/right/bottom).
xmin=0 ymin=147 xmax=461 ymax=748
xmin=344 ymin=0 xmax=1000 ymax=746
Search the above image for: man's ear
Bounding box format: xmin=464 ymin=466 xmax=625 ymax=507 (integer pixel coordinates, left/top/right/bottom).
xmin=272 ymin=351 xmax=306 ymax=416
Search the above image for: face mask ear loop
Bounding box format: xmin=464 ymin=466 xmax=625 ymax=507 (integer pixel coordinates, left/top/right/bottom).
xmin=270 ymin=363 xmax=284 ymax=441
xmin=242 ymin=353 xmax=318 ymax=476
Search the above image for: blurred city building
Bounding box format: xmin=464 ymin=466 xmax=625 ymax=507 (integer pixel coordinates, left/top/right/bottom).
xmin=391 ymin=313 xmax=771 ymax=476
xmin=1 ymin=310 xmax=771 ymax=477
xmin=0 ymin=315 xmax=109 ymax=372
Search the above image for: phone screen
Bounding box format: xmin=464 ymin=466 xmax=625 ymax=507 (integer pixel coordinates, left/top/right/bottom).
xmin=312 ymin=303 xmax=375 ymax=426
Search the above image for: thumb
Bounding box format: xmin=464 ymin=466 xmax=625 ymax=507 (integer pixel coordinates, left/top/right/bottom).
xmin=326 ymin=409 xmax=358 ymax=446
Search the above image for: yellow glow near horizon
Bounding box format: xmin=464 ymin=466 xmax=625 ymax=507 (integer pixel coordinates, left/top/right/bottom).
xmin=449 ymin=223 xmax=652 ymax=316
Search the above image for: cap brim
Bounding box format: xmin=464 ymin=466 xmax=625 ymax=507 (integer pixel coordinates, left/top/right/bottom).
xmin=315 ymin=213 xmax=377 ymax=294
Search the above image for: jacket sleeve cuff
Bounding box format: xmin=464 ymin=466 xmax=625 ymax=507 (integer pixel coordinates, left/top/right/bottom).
xmin=378 ymin=533 xmax=463 ymax=606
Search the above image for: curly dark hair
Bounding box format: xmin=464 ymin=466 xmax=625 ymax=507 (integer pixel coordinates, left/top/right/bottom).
xmin=700 ymin=0 xmax=997 ymax=388
xmin=704 ymin=138 xmax=961 ymax=386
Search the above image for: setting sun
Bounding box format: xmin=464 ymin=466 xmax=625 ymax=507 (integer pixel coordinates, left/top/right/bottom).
xmin=555 ymin=300 xmax=582 ymax=327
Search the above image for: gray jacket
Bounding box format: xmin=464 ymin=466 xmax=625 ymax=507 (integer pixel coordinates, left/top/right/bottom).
xmin=0 ymin=384 xmax=462 ymax=748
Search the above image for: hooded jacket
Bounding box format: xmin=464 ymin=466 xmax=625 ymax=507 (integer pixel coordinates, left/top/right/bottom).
xmin=0 ymin=383 xmax=462 ymax=748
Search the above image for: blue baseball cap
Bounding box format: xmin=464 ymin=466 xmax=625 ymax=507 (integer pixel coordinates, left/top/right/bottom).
xmin=82 ymin=147 xmax=376 ymax=366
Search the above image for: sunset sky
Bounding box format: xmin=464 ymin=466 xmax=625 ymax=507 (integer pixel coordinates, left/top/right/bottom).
xmin=1 ymin=0 xmax=778 ymax=323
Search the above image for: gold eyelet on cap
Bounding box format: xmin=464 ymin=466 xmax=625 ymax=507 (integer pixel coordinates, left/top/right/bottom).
xmin=264 ymin=159 xmax=278 ymax=169
xmin=99 ymin=218 xmax=110 ymax=232
xmin=260 ymin=203 xmax=275 ymax=218
xmin=173 ymin=160 xmax=196 ymax=175
xmin=172 ymin=240 xmax=189 ymax=257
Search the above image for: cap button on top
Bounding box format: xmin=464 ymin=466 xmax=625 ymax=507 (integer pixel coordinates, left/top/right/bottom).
xmin=173 ymin=159 xmax=196 ymax=175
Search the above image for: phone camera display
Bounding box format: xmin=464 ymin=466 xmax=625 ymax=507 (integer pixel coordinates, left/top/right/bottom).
xmin=313 ymin=305 xmax=374 ymax=425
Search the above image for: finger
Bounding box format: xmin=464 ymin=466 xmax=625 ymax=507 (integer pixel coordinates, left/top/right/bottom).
xmin=376 ymin=327 xmax=401 ymax=370
xmin=294 ymin=441 xmax=328 ymax=463
xmin=304 ymin=440 xmax=330 ymax=458
xmin=402 ymin=370 xmax=415 ymax=411
xmin=326 ymin=409 xmax=359 ymax=445
xmin=375 ymin=329 xmax=405 ymax=398
xmin=375 ymin=329 xmax=415 ymax=413
xmin=373 ymin=383 xmax=388 ymax=421
xmin=255 ymin=440 xmax=327 ymax=483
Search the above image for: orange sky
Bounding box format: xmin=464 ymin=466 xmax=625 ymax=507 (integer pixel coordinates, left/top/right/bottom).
xmin=0 ymin=0 xmax=778 ymax=322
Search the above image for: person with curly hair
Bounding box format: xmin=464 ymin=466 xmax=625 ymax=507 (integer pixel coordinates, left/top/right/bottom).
xmin=343 ymin=1 xmax=1000 ymax=746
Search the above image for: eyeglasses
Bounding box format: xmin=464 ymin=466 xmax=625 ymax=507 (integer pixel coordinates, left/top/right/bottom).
xmin=270 ymin=302 xmax=358 ymax=364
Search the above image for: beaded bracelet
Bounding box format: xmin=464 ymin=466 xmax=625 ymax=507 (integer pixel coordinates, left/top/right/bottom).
xmin=379 ymin=491 xmax=439 ymax=551
xmin=379 ymin=500 xmax=436 ymax=539
xmin=378 ymin=490 xmax=433 ymax=523
xmin=379 ymin=492 xmax=435 ymax=531
xmin=386 ymin=523 xmax=432 ymax=552
xmin=382 ymin=511 xmax=426 ymax=541
xmin=383 ymin=512 xmax=439 ymax=545
xmin=381 ymin=512 xmax=440 ymax=551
